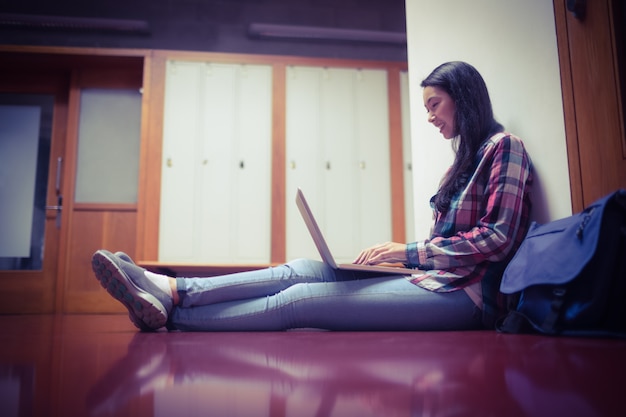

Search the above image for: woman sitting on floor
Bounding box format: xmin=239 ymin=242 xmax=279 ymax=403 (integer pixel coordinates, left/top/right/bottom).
xmin=92 ymin=61 xmax=533 ymax=332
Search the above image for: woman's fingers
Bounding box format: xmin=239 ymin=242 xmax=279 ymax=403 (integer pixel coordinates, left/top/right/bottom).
xmin=354 ymin=242 xmax=406 ymax=265
xmin=354 ymin=242 xmax=407 ymax=265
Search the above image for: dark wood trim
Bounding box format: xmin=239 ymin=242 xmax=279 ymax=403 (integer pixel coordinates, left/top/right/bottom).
xmin=135 ymin=53 xmax=154 ymax=261
xmin=54 ymin=70 xmax=81 ymax=312
xmin=137 ymin=52 xmax=167 ymax=262
xmin=608 ymin=0 xmax=626 ymax=159
xmin=387 ymin=67 xmax=406 ymax=243
xmin=0 ymin=44 xmax=151 ymax=57
xmin=553 ymin=0 xmax=584 ymax=213
xmin=152 ymin=48 xmax=407 ymax=70
xmin=271 ymin=63 xmax=287 ymax=263
xmin=73 ymin=203 xmax=137 ymax=212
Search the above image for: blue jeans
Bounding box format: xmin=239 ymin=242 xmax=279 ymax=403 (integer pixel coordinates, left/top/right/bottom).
xmin=170 ymin=259 xmax=483 ymax=331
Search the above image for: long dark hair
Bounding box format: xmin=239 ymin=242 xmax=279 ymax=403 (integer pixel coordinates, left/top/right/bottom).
xmin=420 ymin=61 xmax=504 ymax=212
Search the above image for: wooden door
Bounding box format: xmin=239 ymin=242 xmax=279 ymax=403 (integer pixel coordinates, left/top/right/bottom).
xmin=0 ymin=49 xmax=146 ymax=314
xmin=0 ymin=69 xmax=68 ymax=313
xmin=555 ymin=0 xmax=626 ymax=211
xmin=60 ymin=66 xmax=144 ymax=313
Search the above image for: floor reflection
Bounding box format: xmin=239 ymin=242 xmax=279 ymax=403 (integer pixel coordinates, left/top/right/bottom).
xmin=0 ymin=364 xmax=35 ymax=417
xmin=83 ymin=330 xmax=626 ymax=417
xmin=498 ymin=335 xmax=624 ymax=417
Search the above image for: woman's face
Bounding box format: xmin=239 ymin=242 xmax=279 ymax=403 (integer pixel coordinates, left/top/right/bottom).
xmin=423 ymin=86 xmax=457 ymax=139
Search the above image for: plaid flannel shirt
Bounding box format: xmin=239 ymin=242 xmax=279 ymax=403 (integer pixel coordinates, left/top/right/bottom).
xmin=405 ymin=133 xmax=533 ymax=320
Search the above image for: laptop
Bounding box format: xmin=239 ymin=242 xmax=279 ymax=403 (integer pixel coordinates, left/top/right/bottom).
xmin=295 ymin=188 xmax=422 ymax=276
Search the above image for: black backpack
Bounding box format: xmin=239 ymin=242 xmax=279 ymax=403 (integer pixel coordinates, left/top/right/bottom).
xmin=497 ymin=189 xmax=626 ymax=338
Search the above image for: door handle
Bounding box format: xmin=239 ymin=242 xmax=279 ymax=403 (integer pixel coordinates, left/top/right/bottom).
xmin=45 ymin=157 xmax=63 ymax=228
xmin=54 ymin=157 xmax=62 ymax=194
xmin=45 ymin=195 xmax=63 ymax=229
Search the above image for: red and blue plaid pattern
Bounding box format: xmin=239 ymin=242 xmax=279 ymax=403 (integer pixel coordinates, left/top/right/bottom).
xmin=406 ymin=133 xmax=533 ymax=321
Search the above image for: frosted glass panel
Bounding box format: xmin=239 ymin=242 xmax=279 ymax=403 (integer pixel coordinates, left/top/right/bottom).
xmin=0 ymin=106 xmax=39 ymax=257
xmin=75 ymin=89 xmax=141 ymax=203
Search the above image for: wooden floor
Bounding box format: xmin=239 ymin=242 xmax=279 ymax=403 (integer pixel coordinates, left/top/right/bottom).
xmin=1 ymin=314 xmax=625 ymax=417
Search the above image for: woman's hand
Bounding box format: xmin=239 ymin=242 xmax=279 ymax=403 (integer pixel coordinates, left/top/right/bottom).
xmin=353 ymin=242 xmax=408 ymax=266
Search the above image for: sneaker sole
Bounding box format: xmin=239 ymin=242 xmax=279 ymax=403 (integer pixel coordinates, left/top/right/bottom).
xmin=92 ymin=251 xmax=167 ymax=331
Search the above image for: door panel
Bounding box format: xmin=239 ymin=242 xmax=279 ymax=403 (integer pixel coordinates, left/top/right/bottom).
xmin=61 ymin=67 xmax=143 ymax=313
xmin=556 ymin=0 xmax=626 ymax=209
xmin=63 ymin=209 xmax=137 ymax=312
xmin=0 ymin=99 xmax=50 ymax=267
xmin=0 ymin=73 xmax=68 ymax=313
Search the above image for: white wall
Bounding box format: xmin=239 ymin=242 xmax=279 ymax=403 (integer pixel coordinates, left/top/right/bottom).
xmin=405 ymin=0 xmax=572 ymax=239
